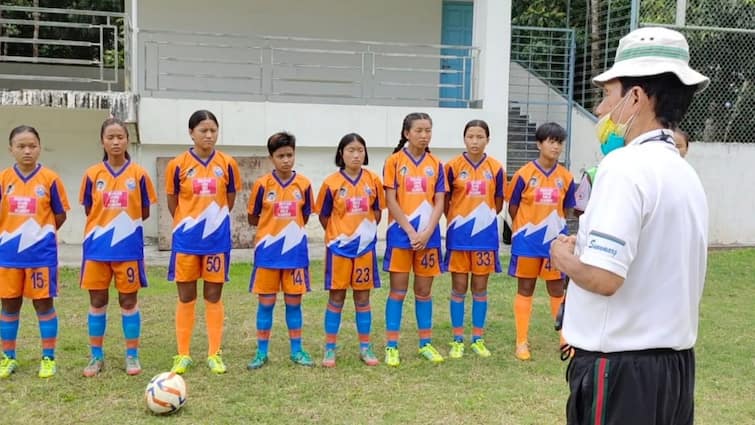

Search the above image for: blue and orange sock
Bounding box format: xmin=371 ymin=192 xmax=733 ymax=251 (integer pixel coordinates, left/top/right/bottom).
xmin=324 ymin=299 xmax=343 ymax=351
xmin=355 ymin=301 xmax=372 ymax=350
xmin=37 ymin=308 xmax=58 ymax=359
xmin=88 ymin=306 xmax=107 ymax=359
xmin=385 ymin=289 xmax=406 ymax=349
xmin=472 ymin=291 xmax=488 ymax=342
xmin=121 ymin=306 xmax=141 ymax=358
xmin=284 ymin=294 xmax=303 ymax=355
xmin=1 ymin=310 xmax=20 ymax=359
xmin=450 ymin=290 xmax=466 ymax=343
xmin=415 ymin=294 xmax=433 ymax=348
xmin=256 ymin=294 xmax=276 ymax=356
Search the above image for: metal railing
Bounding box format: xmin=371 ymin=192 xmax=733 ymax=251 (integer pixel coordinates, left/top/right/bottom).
xmin=0 ymin=5 xmax=127 ymax=91
xmin=508 ymin=26 xmax=576 ymax=171
xmin=139 ymin=29 xmax=479 ymax=107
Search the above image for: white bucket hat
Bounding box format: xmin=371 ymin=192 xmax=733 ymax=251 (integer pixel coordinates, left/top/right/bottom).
xmin=593 ymin=27 xmax=709 ymax=92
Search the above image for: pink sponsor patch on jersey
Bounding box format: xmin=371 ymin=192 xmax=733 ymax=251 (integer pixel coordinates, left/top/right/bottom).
xmin=535 ymin=187 xmax=559 ymax=205
xmin=346 ymin=196 xmax=368 ymax=214
xmin=193 ymin=178 xmax=217 ymax=196
xmin=274 ymin=201 xmax=297 ymax=218
xmin=405 ymin=176 xmax=428 ymax=194
xmin=103 ymin=191 xmax=128 ymax=209
xmin=466 ymin=180 xmax=487 ymax=196
xmin=8 ymin=196 xmax=36 ymax=215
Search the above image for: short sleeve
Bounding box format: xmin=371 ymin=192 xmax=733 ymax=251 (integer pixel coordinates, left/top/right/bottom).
xmin=507 ymin=174 xmax=526 ymax=206
xmin=383 ymin=155 xmax=397 ymax=190
xmin=373 ymin=172 xmax=386 ymax=210
xmin=578 ymin=162 xmax=641 ymax=279
xmin=445 ymin=163 xmax=455 ymax=194
xmin=50 ymin=176 xmax=70 ymax=214
xmin=165 ymin=159 xmax=180 ymax=196
xmin=316 ymin=183 xmax=333 ymax=218
xmin=79 ymin=173 xmax=92 ymax=207
xmin=434 ymin=162 xmax=446 ymax=194
xmin=495 ymin=167 xmax=505 ymax=199
xmin=227 ymin=158 xmax=241 ymax=194
xmin=248 ymin=178 xmax=265 ymax=216
xmin=302 ymin=184 xmax=313 ymax=217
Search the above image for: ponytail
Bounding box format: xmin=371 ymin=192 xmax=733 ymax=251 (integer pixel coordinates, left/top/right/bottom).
xmin=393 ymin=137 xmax=408 ymax=154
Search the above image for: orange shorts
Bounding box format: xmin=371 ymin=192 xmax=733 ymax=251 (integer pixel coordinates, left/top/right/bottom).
xmin=383 ymin=247 xmax=443 ymax=277
xmin=168 ymin=252 xmax=229 ymax=283
xmin=324 ymin=249 xmax=380 ymax=291
xmin=80 ymin=260 xmax=146 ymax=293
xmin=445 ymin=250 xmax=501 ymax=275
xmin=250 ymin=267 xmax=310 ymax=295
xmin=508 ymin=254 xmax=563 ymax=280
xmin=0 ymin=266 xmax=58 ymax=299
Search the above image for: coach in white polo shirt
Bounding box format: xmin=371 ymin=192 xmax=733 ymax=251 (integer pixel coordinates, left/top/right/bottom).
xmin=550 ymin=27 xmax=709 ymax=425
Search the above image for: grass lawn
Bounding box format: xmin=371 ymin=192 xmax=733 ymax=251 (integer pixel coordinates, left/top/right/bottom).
xmin=2 ymin=249 xmax=754 ymax=424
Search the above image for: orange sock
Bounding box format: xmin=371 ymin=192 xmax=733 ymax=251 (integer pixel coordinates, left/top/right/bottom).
xmin=205 ymin=300 xmax=224 ymax=356
xmin=550 ymin=295 xmax=564 ymax=319
xmin=176 ymin=300 xmax=196 ymax=356
xmin=550 ymin=295 xmax=566 ymax=346
xmin=513 ymin=294 xmax=533 ymax=346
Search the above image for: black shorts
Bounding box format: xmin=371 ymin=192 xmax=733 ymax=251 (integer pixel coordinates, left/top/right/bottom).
xmin=566 ymin=347 xmax=695 ymax=425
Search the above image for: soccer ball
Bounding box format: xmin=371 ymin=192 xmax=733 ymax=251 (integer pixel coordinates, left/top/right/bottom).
xmin=144 ymin=372 xmax=187 ymax=414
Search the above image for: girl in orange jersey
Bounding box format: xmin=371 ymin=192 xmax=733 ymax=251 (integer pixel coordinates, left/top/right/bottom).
xmin=0 ymin=125 xmax=70 ymax=379
xmin=382 ymin=112 xmax=447 ymax=366
xmin=315 ymin=133 xmax=385 ymax=367
xmin=165 ymin=110 xmax=241 ymax=375
xmin=444 ymin=120 xmax=505 ymax=359
xmin=79 ymin=118 xmax=157 ymax=377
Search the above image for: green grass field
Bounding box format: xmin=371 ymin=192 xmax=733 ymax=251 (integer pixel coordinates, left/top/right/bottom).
xmin=2 ymin=249 xmax=754 ymax=424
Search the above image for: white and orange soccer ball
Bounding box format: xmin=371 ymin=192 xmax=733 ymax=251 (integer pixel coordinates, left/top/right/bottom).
xmin=144 ymin=372 xmax=187 ymax=415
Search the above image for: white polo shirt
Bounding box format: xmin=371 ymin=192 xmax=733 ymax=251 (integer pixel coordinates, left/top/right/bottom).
xmin=563 ymin=129 xmax=708 ymax=352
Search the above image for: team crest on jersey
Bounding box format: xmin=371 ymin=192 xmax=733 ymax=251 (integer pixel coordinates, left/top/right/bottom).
xmin=126 ymin=178 xmax=137 ymax=191
xmin=459 ymin=171 xmax=469 ymax=180
xmin=364 ymin=185 xmax=372 ymax=196
xmin=213 ymin=166 xmax=224 ymax=177
xmin=338 ymin=187 xmax=348 ymax=198
xmin=424 ymin=166 xmax=434 ymax=177
xmin=35 ymin=185 xmax=46 ymax=197
xmin=529 ymin=177 xmax=539 ymax=188
xmin=96 ymin=180 xmax=106 ymax=191
xmin=293 ymin=189 xmax=302 ymax=200
xmin=556 ymin=178 xmax=564 ymax=190
xmin=186 ymin=168 xmax=196 ymax=178
xmin=484 ymin=170 xmax=493 ymax=180
xmin=5 ymin=184 xmax=13 ymax=195
xmin=267 ymin=190 xmax=276 ymax=201
xmin=399 ymin=166 xmax=408 ymax=176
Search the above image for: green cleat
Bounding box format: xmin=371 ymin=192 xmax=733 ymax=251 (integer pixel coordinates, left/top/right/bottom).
xmin=449 ymin=341 xmax=465 ymax=359
xmin=207 ymin=353 xmax=227 ymax=374
xmin=321 ymin=349 xmax=336 ymax=368
xmin=470 ymin=339 xmax=492 ymax=358
xmin=290 ymin=350 xmax=314 ymax=367
xmin=247 ymin=352 xmax=269 ymax=370
xmin=38 ymin=357 xmax=56 ymax=378
xmin=418 ymin=343 xmax=445 ymax=363
xmin=0 ymin=355 xmax=18 ymax=378
xmin=170 ymin=355 xmax=193 ymax=374
xmin=83 ymin=357 xmax=104 ymax=377
xmin=359 ymin=346 xmax=379 ymax=366
xmin=384 ymin=347 xmax=400 ymax=367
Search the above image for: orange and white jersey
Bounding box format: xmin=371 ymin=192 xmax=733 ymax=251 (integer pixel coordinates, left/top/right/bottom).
xmin=315 ymin=168 xmax=385 ymax=258
xmin=0 ymin=164 xmax=70 ymax=267
xmin=445 ymin=153 xmax=505 ymax=251
xmin=249 ymin=171 xmax=313 ymax=269
xmin=506 ymin=160 xmax=576 ymax=258
xmin=80 ymin=161 xmax=157 ymax=262
xmin=383 ymin=149 xmax=446 ymax=249
xmin=165 ymin=149 xmax=241 ymax=255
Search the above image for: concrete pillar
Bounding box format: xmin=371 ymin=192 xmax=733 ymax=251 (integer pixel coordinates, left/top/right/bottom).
xmin=473 ymin=0 xmax=511 ymax=168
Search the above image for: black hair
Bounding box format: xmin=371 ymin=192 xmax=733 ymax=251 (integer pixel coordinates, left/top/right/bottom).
xmin=618 ymin=72 xmax=696 ymax=130
xmin=673 ymin=126 xmax=690 ymax=148
xmin=535 ymin=122 xmax=567 ymax=143
xmin=464 ymin=119 xmax=490 ymax=138
xmin=267 ymin=131 xmax=296 ymax=155
xmin=335 ymin=133 xmax=369 ymax=168
xmin=393 ymin=112 xmax=432 ymax=153
xmin=8 ymin=125 xmax=40 ymax=146
xmin=100 ymin=117 xmax=131 ymax=161
xmin=188 ymin=109 xmax=219 ymax=131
